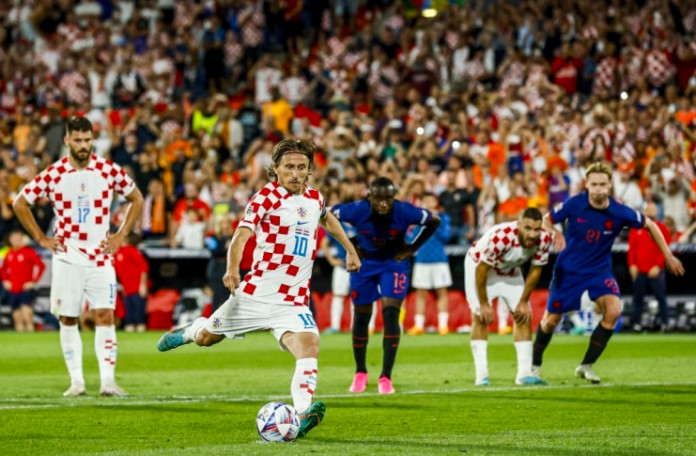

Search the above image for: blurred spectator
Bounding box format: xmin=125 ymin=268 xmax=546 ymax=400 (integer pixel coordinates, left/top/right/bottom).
xmin=175 ymin=208 xmax=207 ymax=249
xmin=114 ymin=233 xmax=149 ymax=333
xmin=205 ymin=214 xmax=234 ymax=311
xmin=1 ymin=230 xmax=45 ymax=332
xmin=628 ymin=203 xmax=671 ymax=332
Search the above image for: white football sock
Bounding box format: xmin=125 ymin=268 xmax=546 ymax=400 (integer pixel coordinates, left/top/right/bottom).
xmin=497 ymin=304 xmax=510 ymax=331
xmin=95 ymin=325 xmax=117 ymax=386
xmin=414 ymin=314 xmax=425 ymax=329
xmin=60 ymin=323 xmax=84 ymax=385
xmin=183 ymin=317 xmax=208 ymax=342
xmin=291 ymin=358 xmax=318 ymax=415
xmin=330 ymin=296 xmax=344 ymax=331
xmin=438 ymin=312 xmax=449 ymax=329
xmin=515 ymin=341 xmax=533 ymax=379
xmin=470 ymin=340 xmax=489 ymax=380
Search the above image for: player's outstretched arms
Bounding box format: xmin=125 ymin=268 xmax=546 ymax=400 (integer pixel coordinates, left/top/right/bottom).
xmin=543 ymin=213 xmax=565 ymax=252
xmin=224 ymin=226 xmax=254 ymax=295
xmin=12 ymin=194 xmax=65 ymax=253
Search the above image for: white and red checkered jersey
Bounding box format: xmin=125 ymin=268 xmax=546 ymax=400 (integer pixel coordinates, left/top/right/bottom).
xmin=467 ymin=221 xmax=551 ymax=276
xmin=593 ymin=56 xmax=618 ymax=94
xmin=238 ymin=182 xmax=327 ymax=307
xmin=20 ymin=155 xmax=136 ymax=267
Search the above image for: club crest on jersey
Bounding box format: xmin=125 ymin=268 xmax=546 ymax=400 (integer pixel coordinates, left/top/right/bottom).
xmin=604 ymin=220 xmax=614 ymax=234
xmin=297 ymin=207 xmax=307 ymax=220
xmin=212 ymin=317 xmax=222 ymax=329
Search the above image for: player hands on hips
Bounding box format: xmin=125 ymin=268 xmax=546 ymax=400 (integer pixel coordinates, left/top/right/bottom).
xmin=331 ymin=178 xmax=441 ymax=395
xmin=157 ymin=139 xmax=361 ymax=439
xmin=12 ymin=117 xmax=145 ymax=397
xmin=533 ymin=163 xmax=685 ymax=384
xmin=465 ymin=208 xmax=550 ymax=386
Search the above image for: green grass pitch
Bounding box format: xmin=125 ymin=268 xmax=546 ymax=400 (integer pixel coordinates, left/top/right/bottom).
xmin=0 ymin=331 xmax=695 ymax=455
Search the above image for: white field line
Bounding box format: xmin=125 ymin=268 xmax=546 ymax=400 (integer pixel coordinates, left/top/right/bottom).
xmin=0 ymin=381 xmax=694 ymax=411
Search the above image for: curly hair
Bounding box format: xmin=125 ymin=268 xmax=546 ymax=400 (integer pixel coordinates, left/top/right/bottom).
xmin=267 ymin=138 xmax=316 ymax=182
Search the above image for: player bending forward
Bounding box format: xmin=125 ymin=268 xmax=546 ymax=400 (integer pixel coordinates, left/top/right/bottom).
xmin=466 ymin=208 xmax=550 ymax=386
xmin=332 ymin=177 xmax=441 ymax=394
xmin=533 ymin=163 xmax=684 ymax=383
xmin=14 ymin=117 xmax=144 ymax=396
xmin=157 ymin=139 xmax=360 ymax=439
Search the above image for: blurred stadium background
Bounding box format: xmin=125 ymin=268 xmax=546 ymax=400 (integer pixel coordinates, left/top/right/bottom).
xmin=1 ymin=0 xmax=695 ymax=333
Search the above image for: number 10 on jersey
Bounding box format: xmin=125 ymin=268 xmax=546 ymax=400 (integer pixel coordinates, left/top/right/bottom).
xmin=292 ymin=235 xmax=308 ymax=257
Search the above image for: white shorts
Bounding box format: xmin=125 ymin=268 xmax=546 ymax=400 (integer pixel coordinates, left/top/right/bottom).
xmin=332 ymin=266 xmax=350 ymax=296
xmin=464 ymin=256 xmax=525 ymax=315
xmin=50 ymin=260 xmax=117 ymax=317
xmin=412 ymin=262 xmax=453 ymax=290
xmin=205 ymin=294 xmax=320 ymax=351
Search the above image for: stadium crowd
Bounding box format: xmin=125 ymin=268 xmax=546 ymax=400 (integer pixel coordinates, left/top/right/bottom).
xmin=1 ymin=0 xmax=696 ymax=253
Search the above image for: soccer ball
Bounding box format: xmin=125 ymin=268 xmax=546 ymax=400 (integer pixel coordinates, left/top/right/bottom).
xmin=256 ymin=402 xmax=300 ymax=443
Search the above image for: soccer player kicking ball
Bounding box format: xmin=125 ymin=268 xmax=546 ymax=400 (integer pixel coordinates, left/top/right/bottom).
xmin=14 ymin=117 xmax=144 ymax=397
xmin=157 ymin=139 xmax=360 ymax=439
xmin=332 ymin=178 xmax=441 ymax=394
xmin=465 ymin=208 xmax=550 ymax=386
xmin=534 ymin=163 xmax=685 ymax=383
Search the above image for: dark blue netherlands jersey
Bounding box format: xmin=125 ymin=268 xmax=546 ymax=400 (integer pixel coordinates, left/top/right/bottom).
xmin=550 ymin=193 xmax=645 ymax=274
xmin=331 ymin=200 xmax=433 ymax=260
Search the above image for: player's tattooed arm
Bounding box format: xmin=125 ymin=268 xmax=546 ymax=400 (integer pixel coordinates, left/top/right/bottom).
xmin=475 ymin=261 xmax=495 ymax=326
xmin=320 ymin=211 xmax=361 ymax=272
xmin=223 ymin=226 xmax=254 ymax=295
xmin=394 ymin=215 xmax=441 ymax=262
xmin=12 ymin=194 xmax=65 ymax=253
xmin=644 ymin=217 xmax=685 ymax=276
xmin=543 ymin=213 xmax=565 ymax=252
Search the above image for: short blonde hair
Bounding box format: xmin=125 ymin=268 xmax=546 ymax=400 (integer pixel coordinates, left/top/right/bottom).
xmin=585 ymin=162 xmax=612 ymax=180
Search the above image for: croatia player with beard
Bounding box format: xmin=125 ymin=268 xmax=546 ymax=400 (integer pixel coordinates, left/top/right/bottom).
xmin=157 ymin=139 xmax=361 ymax=439
xmin=465 ymin=207 xmax=550 ymax=386
xmin=534 ymin=163 xmax=684 ymax=383
xmin=13 ymin=117 xmax=144 ymax=397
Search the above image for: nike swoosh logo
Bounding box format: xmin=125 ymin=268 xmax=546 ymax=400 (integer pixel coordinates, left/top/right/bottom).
xmin=297 ymin=221 xmax=310 ymax=226
xmin=78 ymin=195 xmax=88 ymax=200
xmin=577 ymin=218 xmax=587 ymax=223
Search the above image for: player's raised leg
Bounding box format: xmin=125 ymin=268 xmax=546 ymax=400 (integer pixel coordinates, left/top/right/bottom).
xmin=575 ymin=294 xmax=622 ymax=384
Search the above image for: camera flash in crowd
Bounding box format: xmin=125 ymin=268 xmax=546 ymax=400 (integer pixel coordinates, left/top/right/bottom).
xmin=620 ymin=92 xmax=628 ymax=100
xmin=452 ymin=141 xmax=461 ymax=149
xmin=416 ymin=127 xmax=424 ymax=135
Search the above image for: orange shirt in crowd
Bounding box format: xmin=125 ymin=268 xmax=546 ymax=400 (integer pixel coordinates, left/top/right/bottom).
xmin=498 ymin=195 xmax=528 ymax=219
xmin=487 ymin=142 xmax=506 ymax=178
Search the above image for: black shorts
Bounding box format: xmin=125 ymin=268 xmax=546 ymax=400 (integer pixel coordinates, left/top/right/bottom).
xmin=8 ymin=291 xmax=34 ymax=310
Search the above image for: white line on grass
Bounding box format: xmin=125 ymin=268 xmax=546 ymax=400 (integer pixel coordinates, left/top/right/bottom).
xmin=1 ymin=381 xmax=695 ymax=411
